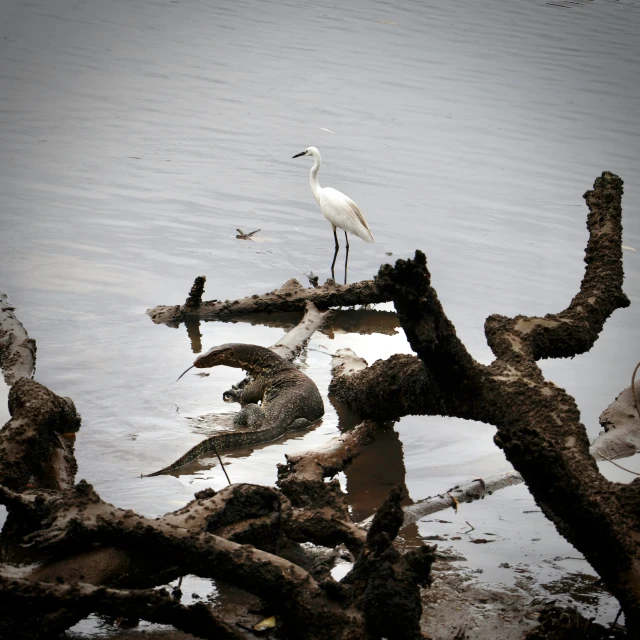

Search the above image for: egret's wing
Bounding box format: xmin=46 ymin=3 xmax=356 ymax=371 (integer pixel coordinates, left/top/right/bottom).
xmin=341 ymin=194 xmax=374 ymax=242
xmin=345 ymin=199 xmax=370 ymax=232
xmin=321 ymin=188 xmax=375 ymax=243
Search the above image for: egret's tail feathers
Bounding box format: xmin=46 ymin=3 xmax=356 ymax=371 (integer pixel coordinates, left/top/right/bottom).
xmin=353 ymin=226 xmax=375 ymax=244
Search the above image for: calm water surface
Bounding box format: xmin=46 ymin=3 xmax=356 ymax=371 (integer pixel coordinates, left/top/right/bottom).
xmin=1 ymin=0 xmax=640 ymax=626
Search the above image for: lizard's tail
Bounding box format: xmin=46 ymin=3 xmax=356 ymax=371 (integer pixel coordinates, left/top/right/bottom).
xmin=143 ymin=437 xmax=219 ymax=477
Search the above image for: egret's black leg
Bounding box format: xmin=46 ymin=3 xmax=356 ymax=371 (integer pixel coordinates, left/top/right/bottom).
xmin=330 ymin=226 xmax=340 ymax=281
xmin=344 ymin=232 xmax=350 ymax=285
xmin=331 ymin=245 xmax=339 ymax=281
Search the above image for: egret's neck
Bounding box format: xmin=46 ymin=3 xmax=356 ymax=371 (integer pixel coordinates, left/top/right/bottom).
xmin=309 ymin=156 xmax=322 ymax=204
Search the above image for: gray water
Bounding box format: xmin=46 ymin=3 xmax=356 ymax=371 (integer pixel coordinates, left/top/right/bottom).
xmin=1 ymin=0 xmax=640 ymax=629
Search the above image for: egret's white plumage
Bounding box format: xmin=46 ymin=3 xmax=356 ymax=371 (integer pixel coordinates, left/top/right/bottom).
xmin=292 ymin=146 xmax=374 ymax=246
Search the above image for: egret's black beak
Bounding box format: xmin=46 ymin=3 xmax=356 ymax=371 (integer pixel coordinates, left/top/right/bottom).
xmin=292 ymin=151 xmax=306 ymax=158
xmin=176 ymin=364 xmax=195 ymax=382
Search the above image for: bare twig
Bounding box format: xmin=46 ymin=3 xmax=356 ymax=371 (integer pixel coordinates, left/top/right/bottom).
xmin=596 ymin=449 xmax=640 ymax=476
xmin=357 ymin=472 xmax=524 ymax=531
xmin=213 ymin=442 xmax=232 ymax=485
xmin=462 ymin=521 xmax=475 ymax=534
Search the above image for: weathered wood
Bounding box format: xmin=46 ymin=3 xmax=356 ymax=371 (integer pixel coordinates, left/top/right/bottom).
xmin=184 ymin=274 xmax=207 ymax=308
xmin=147 ymin=277 xmax=388 ymax=326
xmin=0 ymin=293 xmax=36 ymax=386
xmin=331 ymin=172 xmax=640 ymax=634
xmin=590 ymin=371 xmax=640 ymax=461
xmin=0 ymin=574 xmax=245 ymax=640
xmin=0 ymin=379 xmax=79 ymax=492
xmin=1 ymin=172 xmax=636 ymax=637
xmin=270 ymin=301 xmax=332 ymax=361
xmin=357 ymin=471 xmax=525 ymax=530
xmin=277 ymin=420 xmax=378 ymax=552
xmin=0 ymin=298 xmax=433 ymax=638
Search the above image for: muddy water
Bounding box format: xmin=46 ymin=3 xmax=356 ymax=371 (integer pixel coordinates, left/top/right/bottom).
xmin=1 ymin=0 xmax=640 ymax=629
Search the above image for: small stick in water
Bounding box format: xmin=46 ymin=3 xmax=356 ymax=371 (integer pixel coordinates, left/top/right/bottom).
xmin=214 ymin=442 xmax=232 ymax=485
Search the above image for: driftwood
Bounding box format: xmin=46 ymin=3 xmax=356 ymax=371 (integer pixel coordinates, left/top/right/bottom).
xmin=0 ymin=406 xmax=432 ymax=639
xmin=270 ymin=301 xmax=332 ymax=361
xmin=1 ymin=171 xmax=636 ymax=638
xmin=328 ymin=172 xmax=640 ymax=634
xmin=0 ymin=299 xmax=432 ymax=639
xmin=357 ymin=471 xmax=525 ymax=531
xmin=147 ymin=277 xmax=389 ymax=325
xmin=330 ymin=350 xmax=528 ymax=525
xmin=0 ymin=292 xmax=36 ymax=386
xmin=590 ymin=363 xmax=640 ymax=461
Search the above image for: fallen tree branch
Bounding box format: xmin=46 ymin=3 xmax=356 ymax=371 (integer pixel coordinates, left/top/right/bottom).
xmin=7 ymin=477 xmax=435 ymax=639
xmin=0 ymin=292 xmax=36 ymax=386
xmin=330 ymin=172 xmax=640 ymax=634
xmin=279 ymin=420 xmax=378 ymax=484
xmin=0 ymin=283 xmax=437 ymax=639
xmin=375 ymin=250 xmax=482 ymax=398
xmin=484 ymin=172 xmax=630 ymax=362
xmin=2 ymin=172 xmax=635 ymax=637
xmin=162 ymin=484 xmax=293 ymax=554
xmin=330 ymin=351 xmax=441 ymax=422
xmin=277 ymin=421 xmax=378 ymax=553
xmin=12 ymin=481 xmax=359 ymax=637
xmin=357 ymin=471 xmax=525 ymax=530
xmin=342 ymin=485 xmax=436 ymax=640
xmin=270 ymin=301 xmax=332 ymax=361
xmin=147 ymin=276 xmax=389 ymax=326
xmin=0 ymin=575 xmax=246 ymax=640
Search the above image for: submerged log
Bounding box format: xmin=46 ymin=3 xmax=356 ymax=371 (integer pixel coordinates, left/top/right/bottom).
xmin=148 ymin=276 xmax=388 ymax=326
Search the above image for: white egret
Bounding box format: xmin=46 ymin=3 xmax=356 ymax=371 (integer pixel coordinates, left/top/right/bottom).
xmin=292 ymin=146 xmax=374 ymax=281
